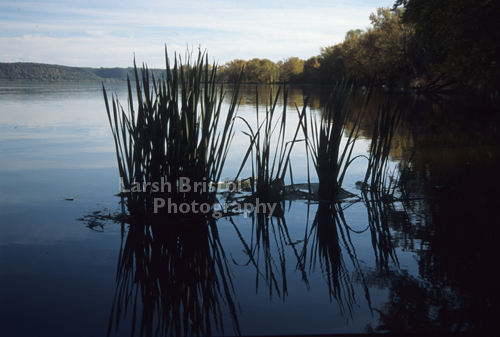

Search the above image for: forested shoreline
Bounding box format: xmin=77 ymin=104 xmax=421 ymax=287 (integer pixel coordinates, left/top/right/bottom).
xmin=218 ymin=1 xmax=500 ymax=97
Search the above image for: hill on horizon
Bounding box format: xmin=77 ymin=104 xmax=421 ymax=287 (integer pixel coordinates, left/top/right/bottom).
xmin=0 ymin=62 xmax=165 ymax=82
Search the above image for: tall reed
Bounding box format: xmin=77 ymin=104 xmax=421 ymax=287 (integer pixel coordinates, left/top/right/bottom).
xmin=103 ymin=48 xmax=242 ymax=216
xmin=303 ymin=83 xmax=364 ymax=201
xmin=235 ymin=86 xmax=308 ymax=201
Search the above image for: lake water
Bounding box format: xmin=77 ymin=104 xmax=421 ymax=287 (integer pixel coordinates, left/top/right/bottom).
xmin=1 ymin=81 xmax=499 ymax=336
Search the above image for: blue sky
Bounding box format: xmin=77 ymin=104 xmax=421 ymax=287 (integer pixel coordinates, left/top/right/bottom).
xmin=0 ymin=0 xmax=396 ymax=68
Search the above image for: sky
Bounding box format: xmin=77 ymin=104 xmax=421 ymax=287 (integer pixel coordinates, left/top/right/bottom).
xmin=0 ymin=0 xmax=396 ymax=68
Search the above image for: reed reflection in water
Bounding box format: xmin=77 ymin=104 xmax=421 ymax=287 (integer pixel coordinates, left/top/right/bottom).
xmin=226 ymin=198 xmax=402 ymax=326
xmin=107 ymin=216 xmax=240 ymax=337
xmin=229 ymin=203 xmax=310 ymax=301
xmin=302 ymin=202 xmax=375 ymax=320
xmin=104 ymin=193 xmax=406 ymax=335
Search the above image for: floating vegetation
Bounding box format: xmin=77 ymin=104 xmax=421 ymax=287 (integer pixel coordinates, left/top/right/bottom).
xmin=64 ymin=192 xmax=83 ymax=201
xmin=77 ymin=208 xmax=133 ymax=231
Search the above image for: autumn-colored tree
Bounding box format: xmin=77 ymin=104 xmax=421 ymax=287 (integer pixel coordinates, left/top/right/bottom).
xmin=369 ymin=7 xmax=413 ymax=85
xmin=340 ymin=7 xmax=413 ymax=86
xmin=219 ymin=59 xmax=246 ymax=83
xmin=317 ymin=45 xmax=345 ymax=84
xmin=303 ymin=56 xmax=322 ymax=84
xmin=245 ymin=58 xmax=277 ymax=83
xmin=216 ymin=7 xmax=413 ymax=87
xmin=308 ymin=7 xmax=413 ymax=86
xmin=345 ymin=29 xmax=364 ymax=40
xmin=280 ymin=57 xmax=305 ymax=83
xmin=340 ymin=32 xmax=367 ymax=82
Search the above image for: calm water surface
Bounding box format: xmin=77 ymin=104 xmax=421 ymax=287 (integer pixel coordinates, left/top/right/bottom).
xmin=1 ymin=81 xmax=499 ymax=336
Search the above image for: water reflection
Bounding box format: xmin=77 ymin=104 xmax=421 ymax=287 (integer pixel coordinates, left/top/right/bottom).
xmin=2 ymin=80 xmax=498 ymax=335
xmin=108 ymin=217 xmax=241 ymax=337
xmin=102 ymin=112 xmax=422 ymax=334
xmin=363 ymin=90 xmax=500 ymax=332
xmin=363 ymin=195 xmax=400 ymax=271
xmin=227 ymin=199 xmax=406 ymax=325
xmin=106 ymin=193 xmax=413 ymax=335
xmin=374 ymin=154 xmax=500 ymax=332
xmin=221 ymin=84 xmax=333 ymax=114
xmin=229 ymin=205 xmax=309 ymax=301
xmin=103 ymin=83 xmax=500 ymax=335
xmin=303 ymin=202 xmax=372 ymax=319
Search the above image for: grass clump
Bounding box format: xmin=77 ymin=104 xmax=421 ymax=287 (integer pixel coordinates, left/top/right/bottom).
xmin=302 ymin=83 xmax=364 ymax=201
xmin=103 ymin=48 xmax=242 ymax=216
xmin=234 ymin=86 xmax=308 ymax=202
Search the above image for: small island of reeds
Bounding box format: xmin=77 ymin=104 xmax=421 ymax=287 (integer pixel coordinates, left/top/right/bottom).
xmin=103 ymin=48 xmax=406 ymax=222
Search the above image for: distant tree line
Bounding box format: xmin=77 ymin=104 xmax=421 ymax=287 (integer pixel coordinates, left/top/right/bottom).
xmin=215 ymin=7 xmax=415 ymax=88
xmin=217 ymin=3 xmax=500 ymax=95
xmin=0 ymin=63 xmax=101 ymax=82
xmin=217 ymin=57 xmax=305 ymax=84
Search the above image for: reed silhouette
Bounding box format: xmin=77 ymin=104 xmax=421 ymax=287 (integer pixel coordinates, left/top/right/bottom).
xmin=103 ymin=48 xmax=242 ymax=216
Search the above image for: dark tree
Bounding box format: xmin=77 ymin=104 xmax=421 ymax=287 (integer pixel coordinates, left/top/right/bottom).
xmin=394 ymin=0 xmax=500 ymax=92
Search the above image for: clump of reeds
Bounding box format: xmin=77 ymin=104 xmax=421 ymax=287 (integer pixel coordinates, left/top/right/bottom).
xmin=234 ymin=86 xmax=308 ymax=202
xmin=302 ymin=83 xmax=364 ymax=201
xmin=103 ymin=48 xmax=242 ymax=216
